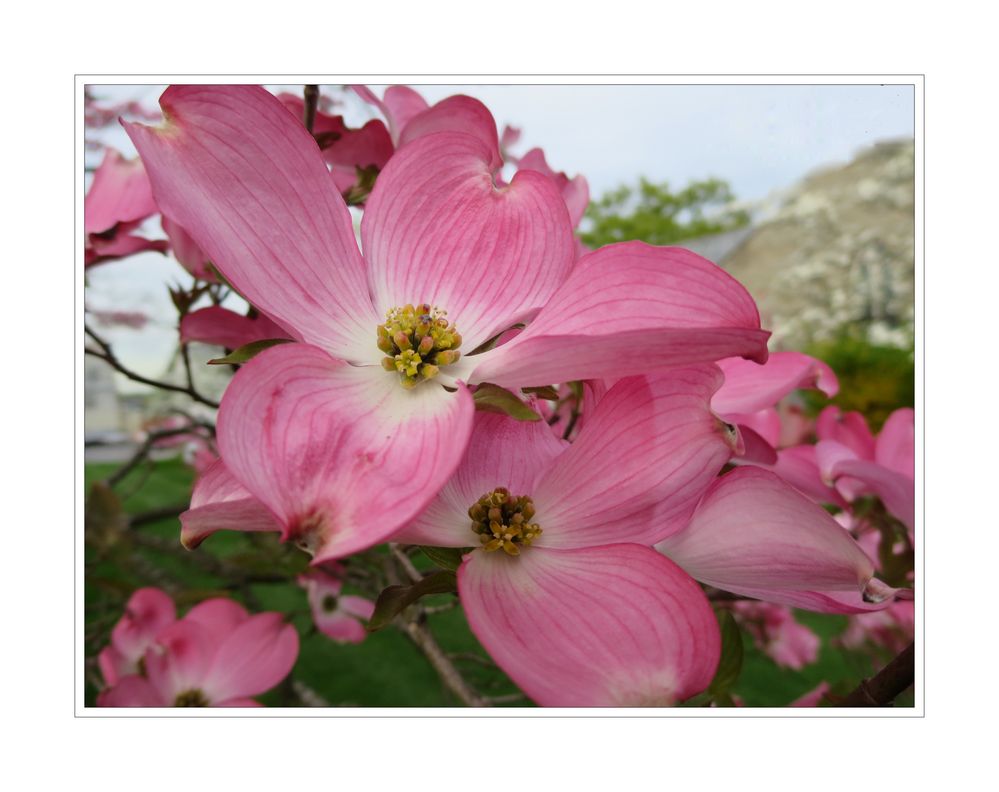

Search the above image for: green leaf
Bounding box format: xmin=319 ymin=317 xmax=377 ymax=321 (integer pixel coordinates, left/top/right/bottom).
xmin=208 ymin=338 xmax=292 ymax=365
xmin=708 ymin=608 xmax=744 ymax=698
xmin=467 ymin=324 xmax=525 ymax=355
xmin=367 ymin=570 xmax=458 ymax=632
xmin=473 ymin=383 xmax=541 ymax=421
xmin=419 ymin=546 xmax=471 ymax=571
xmin=522 ymin=385 xmax=560 ymax=401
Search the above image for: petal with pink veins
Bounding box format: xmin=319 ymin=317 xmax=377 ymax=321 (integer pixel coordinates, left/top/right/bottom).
xmin=124 ymin=85 xmax=378 ymax=362
xmin=351 ymin=85 xmax=429 ymax=144
xmin=399 ymin=95 xmax=502 ymax=173
xmin=458 ymin=544 xmax=720 ymax=706
xmin=162 ymin=215 xmax=215 ymax=281
xmin=110 ymin=587 xmax=176 ymax=664
xmin=469 ymin=242 xmax=770 ymax=388
xmin=144 ymin=620 xmax=218 ymax=704
xmin=179 ymin=458 xmax=283 ymax=550
xmin=658 ymin=467 xmax=878 ymax=595
xmin=533 ymin=367 xmax=736 ymax=547
xmin=217 ymin=344 xmax=474 ymax=561
xmin=816 ymin=406 xmax=876 ymax=460
xmin=362 ymin=132 xmax=574 ymax=351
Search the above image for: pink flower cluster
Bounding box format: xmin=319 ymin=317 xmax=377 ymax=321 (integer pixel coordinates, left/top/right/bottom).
xmin=98 ymin=588 xmax=298 ymax=707
xmin=85 ymin=84 xmax=914 ymax=707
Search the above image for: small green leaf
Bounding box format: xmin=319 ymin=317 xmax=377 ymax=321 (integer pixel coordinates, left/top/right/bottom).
xmin=522 ymin=385 xmax=560 ymax=401
xmin=467 ymin=324 xmax=525 ymax=355
xmin=708 ymin=608 xmax=744 ymax=698
xmin=208 ymin=338 xmax=292 ymax=365
xmin=367 ymin=570 xmax=458 ymax=632
xmin=473 ymin=383 xmax=541 ymax=421
xmin=420 ymin=546 xmax=471 ymax=571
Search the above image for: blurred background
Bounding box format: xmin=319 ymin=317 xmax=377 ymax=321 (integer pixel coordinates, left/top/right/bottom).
xmin=84 ymin=83 xmax=915 ymax=706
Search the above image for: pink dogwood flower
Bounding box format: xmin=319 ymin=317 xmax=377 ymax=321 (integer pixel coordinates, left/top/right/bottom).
xmin=127 ymin=85 xmax=768 ymax=564
xmin=162 ymin=215 xmax=217 ymax=281
xmin=98 ymin=595 xmax=299 ymax=708
xmin=84 ymin=147 xmax=168 ymax=267
xmin=298 ymin=564 xmax=375 ymax=644
xmin=394 ymin=367 xmax=747 ymax=706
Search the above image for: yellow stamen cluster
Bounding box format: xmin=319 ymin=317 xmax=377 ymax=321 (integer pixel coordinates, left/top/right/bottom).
xmin=377 ymin=304 xmax=462 ymax=389
xmin=469 ymin=488 xmax=542 ymax=556
xmin=174 ymin=689 xmax=210 ymax=707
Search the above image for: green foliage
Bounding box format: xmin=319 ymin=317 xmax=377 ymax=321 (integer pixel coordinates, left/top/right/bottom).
xmin=803 ymin=330 xmax=915 ymax=430
xmin=579 ymin=177 xmax=750 ymax=248
xmin=367 ymin=571 xmax=458 ymax=632
xmin=472 ymin=383 xmax=541 ymax=421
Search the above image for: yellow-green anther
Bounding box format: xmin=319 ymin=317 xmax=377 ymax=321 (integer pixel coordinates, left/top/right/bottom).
xmin=469 ymin=487 xmax=543 ymax=557
xmin=376 ymin=303 xmax=463 ymax=389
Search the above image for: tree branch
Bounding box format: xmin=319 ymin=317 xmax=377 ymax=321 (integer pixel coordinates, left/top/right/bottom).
xmin=839 ymin=642 xmax=915 ymax=707
xmin=303 ymin=84 xmax=319 ymax=133
xmin=85 ymin=325 xmax=220 ymax=408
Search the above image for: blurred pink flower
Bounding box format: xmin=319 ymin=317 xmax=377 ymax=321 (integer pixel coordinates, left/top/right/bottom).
xmin=298 ymin=564 xmax=375 ymax=644
xmin=98 ymin=594 xmax=298 ymax=708
xmin=731 ymin=601 xmax=820 ymax=670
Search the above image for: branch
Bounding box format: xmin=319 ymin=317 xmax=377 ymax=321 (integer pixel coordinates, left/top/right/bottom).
xmin=399 ymin=618 xmax=489 ymax=707
xmin=303 ymin=84 xmax=319 ymax=133
xmin=839 ymin=642 xmax=915 ymax=707
xmin=106 ymin=426 xmax=202 ymax=488
xmin=85 ymin=325 xmax=220 ymax=408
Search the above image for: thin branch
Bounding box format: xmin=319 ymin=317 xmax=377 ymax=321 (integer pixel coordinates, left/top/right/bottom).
xmin=85 ymin=325 xmax=220 ymax=408
xmin=399 ymin=618 xmax=490 ymax=707
xmin=106 ymin=426 xmax=201 ymax=488
xmin=303 ymin=84 xmax=319 ymax=133
xmin=839 ymin=642 xmax=915 ymax=707
xmin=128 ymin=503 xmax=190 ymax=528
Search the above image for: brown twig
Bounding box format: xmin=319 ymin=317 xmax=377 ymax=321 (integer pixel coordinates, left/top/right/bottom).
xmin=839 ymin=642 xmax=915 ymax=707
xmin=106 ymin=426 xmax=203 ymax=488
xmin=303 ymin=85 xmax=319 ymax=134
xmin=85 ymin=325 xmax=220 ymax=408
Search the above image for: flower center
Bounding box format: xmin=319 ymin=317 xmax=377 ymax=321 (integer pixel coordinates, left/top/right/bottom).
xmin=468 ymin=487 xmax=542 ymax=556
xmin=174 ymin=688 xmax=210 ymax=707
xmin=377 ymin=304 xmax=462 ymax=389
xmin=321 ymin=594 xmax=338 ymax=613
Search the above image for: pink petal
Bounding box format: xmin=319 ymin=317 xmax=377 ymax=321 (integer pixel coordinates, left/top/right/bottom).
xmin=735 ymin=424 xmax=779 ymax=465
xmin=161 ymin=215 xmax=215 ymax=281
xmin=362 ymin=131 xmax=574 ymax=350
xmin=823 ymin=453 xmax=916 ymax=531
xmin=659 ymin=467 xmax=877 ymax=595
xmin=84 ymin=147 xmax=158 ymax=234
xmin=179 ymin=458 xmax=282 ymax=550
xmin=201 ymin=613 xmax=299 ymax=702
xmin=876 ymin=407 xmax=915 ymax=479
xmin=790 ymin=682 xmax=830 ymax=707
xmin=719 ymin=586 xmax=907 ymax=615
xmin=515 ymin=147 xmax=589 ymax=227
xmin=339 ymin=595 xmax=376 ymax=621
xmin=144 ymin=619 xmax=218 ymax=703
xmin=124 ymin=85 xmax=378 ymax=362
xmin=398 ymin=95 xmax=502 ymax=173
xmin=85 ymin=233 xmax=169 ymax=268
xmin=533 ymin=367 xmax=738 ymax=547
xmin=352 ymin=85 xmax=429 ymax=144
xmin=396 ymin=410 xmax=566 ymax=547
xmin=816 ymin=406 xmax=876 ymax=460
xmin=110 ymin=587 xmax=176 ymax=664
xmin=98 ymin=645 xmax=128 ymax=687
xmin=180 ymin=306 xmax=290 ymax=349
xmin=183 ymin=598 xmax=249 ymax=636
xmin=768 ymin=445 xmax=849 ymax=508
xmin=469 ymin=242 xmax=770 ymax=387
xmin=315 ymin=611 xmax=368 ymax=644
xmin=712 ymin=352 xmax=838 ymax=415
xmin=98 ymin=675 xmax=166 ymax=707
xmin=459 ymin=544 xmax=720 ymax=706
xmin=216 ymin=343 xmax=474 ymax=561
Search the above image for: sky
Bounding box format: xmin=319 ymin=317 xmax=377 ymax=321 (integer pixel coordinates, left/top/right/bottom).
xmin=84 ymin=83 xmax=915 ymax=390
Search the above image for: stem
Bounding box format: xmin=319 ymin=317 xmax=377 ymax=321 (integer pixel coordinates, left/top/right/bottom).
xmin=303 ymin=84 xmax=319 ymax=133
xmin=840 ymin=642 xmax=915 ymax=706
xmin=399 ymin=618 xmax=489 ymax=707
